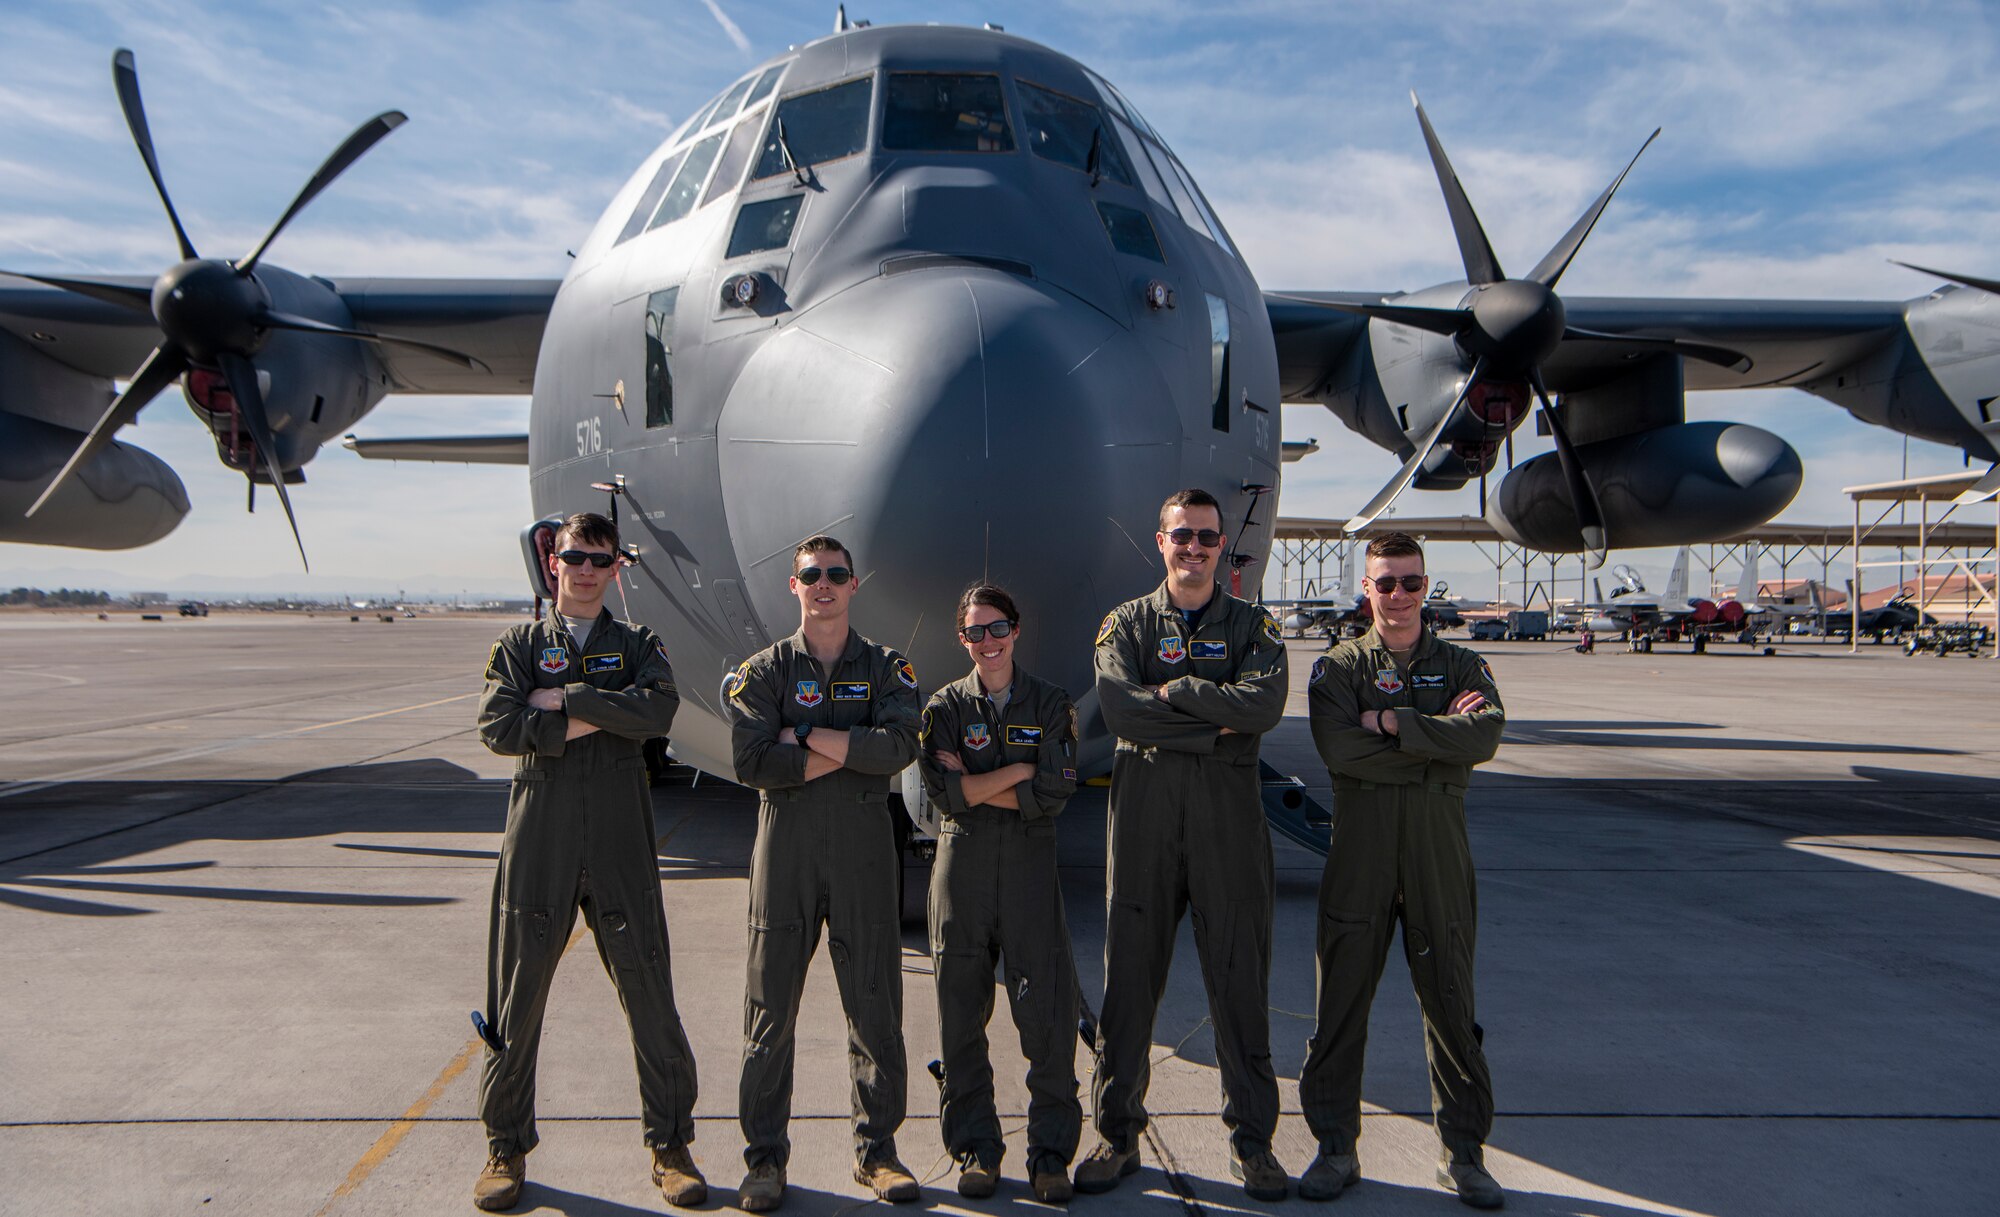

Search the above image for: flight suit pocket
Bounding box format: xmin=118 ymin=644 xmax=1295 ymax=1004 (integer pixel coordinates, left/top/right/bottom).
xmin=1444 ymin=919 xmax=1478 ymax=1026
xmin=501 ymin=903 xmax=556 ymax=944
xmin=745 ymin=917 xmax=806 ymax=1021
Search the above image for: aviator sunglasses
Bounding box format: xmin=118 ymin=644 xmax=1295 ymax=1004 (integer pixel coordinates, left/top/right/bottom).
xmin=1369 ymin=574 xmax=1429 ymax=595
xmin=555 ymin=549 xmax=619 ymax=568
xmin=1164 ymin=528 xmax=1224 ymax=547
xmin=795 ymin=565 xmax=854 ymax=586
xmin=958 ymin=620 xmax=1018 ymax=643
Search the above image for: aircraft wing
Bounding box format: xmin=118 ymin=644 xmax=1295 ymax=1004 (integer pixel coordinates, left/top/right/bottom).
xmin=0 ymin=275 xmax=557 ymax=399
xmin=1268 ymin=290 xmax=1907 ymax=399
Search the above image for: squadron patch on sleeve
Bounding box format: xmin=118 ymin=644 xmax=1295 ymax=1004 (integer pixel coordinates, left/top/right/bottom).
xmin=720 ymin=661 xmax=751 ymax=700
xmin=895 ymin=658 xmax=920 ymax=689
xmin=656 ymin=644 xmax=670 ymax=664
xmin=1261 ymin=611 xmax=1283 ymax=646
xmin=1481 ymin=661 xmax=1495 ymax=685
xmin=1095 ymin=612 xmax=1117 ymax=647
xmin=1310 ymin=656 xmax=1328 ymax=685
xmin=486 ymin=643 xmax=502 ymax=680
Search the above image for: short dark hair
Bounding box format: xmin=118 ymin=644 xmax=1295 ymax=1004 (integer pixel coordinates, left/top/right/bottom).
xmin=1158 ymin=487 xmax=1222 ymax=529
xmin=1365 ymin=531 xmax=1424 ymax=565
xmin=956 ymin=583 xmax=1019 ymax=628
xmin=794 ymin=534 xmax=854 ymax=571
xmin=555 ymin=511 xmax=618 ymax=550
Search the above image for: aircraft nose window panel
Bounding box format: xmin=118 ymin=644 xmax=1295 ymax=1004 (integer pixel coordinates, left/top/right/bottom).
xmin=1163 ymin=152 xmax=1240 ymax=257
xmin=882 ymin=73 xmax=1013 ymax=152
xmin=1095 ymin=200 xmax=1163 ymax=263
xmin=711 ymin=74 xmax=758 ymax=125
xmin=616 ymin=149 xmax=688 ymax=246
xmin=702 ymin=117 xmax=766 ymax=210
xmin=1207 ymin=292 xmax=1231 ymax=431
xmin=751 ymin=77 xmax=873 ymax=181
xmin=648 ymin=130 xmax=728 ymax=231
xmin=727 ymin=196 xmax=803 ymax=259
xmin=744 ymin=63 xmax=787 ymax=108
xmin=1110 ymin=117 xmax=1177 ymax=218
xmin=1017 ymin=81 xmax=1132 ymax=185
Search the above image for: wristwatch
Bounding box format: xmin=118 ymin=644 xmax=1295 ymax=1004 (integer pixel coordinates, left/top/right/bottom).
xmin=794 ymin=723 xmax=812 ymax=745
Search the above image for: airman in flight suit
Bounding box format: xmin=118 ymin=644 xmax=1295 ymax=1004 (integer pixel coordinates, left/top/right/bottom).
xmin=918 ymin=584 xmax=1082 ymax=1204
xmin=723 ymin=535 xmax=923 ymax=1212
xmin=1075 ymin=489 xmax=1292 ymax=1202
xmin=1302 ymin=530 xmax=1506 ymax=1209
xmin=472 ymin=512 xmax=703 ymax=1212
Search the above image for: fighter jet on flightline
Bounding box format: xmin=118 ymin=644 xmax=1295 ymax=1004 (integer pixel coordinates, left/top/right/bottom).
xmin=4 ymin=17 xmax=2000 ymax=788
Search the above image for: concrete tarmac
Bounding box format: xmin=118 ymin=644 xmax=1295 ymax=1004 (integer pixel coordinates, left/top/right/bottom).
xmin=1 ymin=613 xmax=1995 ymax=1216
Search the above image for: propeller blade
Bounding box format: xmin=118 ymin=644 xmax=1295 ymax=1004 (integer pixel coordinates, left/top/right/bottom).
xmin=1528 ymin=369 xmax=1608 ymax=568
xmin=1411 ymin=93 xmax=1504 ymax=285
xmin=110 ymin=49 xmax=197 ymax=262
xmin=1346 ymin=355 xmax=1488 ymax=534
xmin=1526 ymin=129 xmax=1659 ymax=289
xmin=258 ymin=309 xmax=487 ymax=370
xmin=1562 ymin=325 xmax=1752 ymax=373
xmin=25 ymin=343 xmax=188 ymax=517
xmin=1890 ymin=260 xmax=2000 ymax=298
xmin=1266 ymin=292 xmax=1473 ymax=337
xmin=0 ymin=271 xmax=153 ymax=313
xmin=216 ymin=351 xmax=309 ymax=570
xmin=238 ymin=111 xmax=408 ymax=274
xmin=1955 ymin=463 xmax=2000 ymax=505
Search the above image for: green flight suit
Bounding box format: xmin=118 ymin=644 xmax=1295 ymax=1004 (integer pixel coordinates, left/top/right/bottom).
xmin=475 ymin=610 xmax=694 ymax=1159
xmin=918 ymin=666 xmax=1082 ymax=1173
xmin=1302 ymin=626 xmax=1505 ymax=1159
xmin=1091 ymin=582 xmax=1289 ymax=1157
xmin=723 ymin=628 xmax=923 ymax=1169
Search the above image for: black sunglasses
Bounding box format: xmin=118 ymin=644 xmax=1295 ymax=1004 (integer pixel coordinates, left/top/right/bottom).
xmin=1369 ymin=574 xmax=1428 ymax=594
xmin=959 ymin=620 xmax=1018 ymax=643
xmin=795 ymin=565 xmax=854 ymax=586
xmin=555 ymin=549 xmax=619 ymax=568
xmin=1165 ymin=527 xmax=1224 ymax=548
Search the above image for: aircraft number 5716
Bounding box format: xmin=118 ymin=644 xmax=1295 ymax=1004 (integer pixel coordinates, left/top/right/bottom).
xmin=576 ymin=417 xmax=603 ymax=457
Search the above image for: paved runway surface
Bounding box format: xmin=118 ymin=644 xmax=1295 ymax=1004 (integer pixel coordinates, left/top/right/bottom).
xmin=2 ymin=613 xmax=1996 ymax=1216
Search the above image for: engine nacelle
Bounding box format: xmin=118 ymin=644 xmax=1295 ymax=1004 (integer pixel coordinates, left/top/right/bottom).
xmin=1486 ymin=421 xmax=1801 ymax=553
xmin=0 ymin=411 xmax=188 ymax=548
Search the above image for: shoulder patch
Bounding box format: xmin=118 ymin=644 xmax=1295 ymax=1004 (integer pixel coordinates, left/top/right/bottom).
xmin=1260 ymin=611 xmax=1283 ymax=646
xmin=895 ymin=657 xmax=920 ymax=689
xmin=1310 ymin=656 xmax=1328 ymax=685
xmin=721 ymin=661 xmax=751 ymax=701
xmin=486 ymin=642 xmax=502 ymax=680
xmin=1095 ymin=612 xmax=1117 ymax=647
xmin=656 ymin=643 xmax=670 ymax=664
xmin=1480 ymin=661 xmax=1495 ymax=686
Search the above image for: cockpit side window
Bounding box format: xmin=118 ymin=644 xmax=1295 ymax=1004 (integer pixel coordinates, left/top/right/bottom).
xmin=882 ymin=73 xmax=1013 ymax=152
xmin=1164 ymin=152 xmax=1240 ymax=257
xmin=1096 ymin=200 xmax=1163 ymax=263
xmin=751 ymin=76 xmax=873 ymax=181
xmin=647 ymin=129 xmax=727 ymax=230
xmin=645 ymin=288 xmax=679 ymax=429
xmin=1017 ymin=81 xmax=1132 ymax=186
xmin=616 ymin=149 xmax=687 ymax=245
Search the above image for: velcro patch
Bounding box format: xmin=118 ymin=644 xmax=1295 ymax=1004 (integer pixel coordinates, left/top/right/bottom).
xmin=1005 ymin=725 xmax=1043 ymax=746
xmin=1191 ymin=639 xmax=1228 ymax=660
xmin=964 ymin=722 xmax=991 ymax=750
xmin=1096 ymin=612 xmax=1117 ymax=646
xmin=1310 ymin=656 xmax=1329 ymax=685
xmin=832 ymin=681 xmax=870 ymax=700
xmin=486 ymin=643 xmax=502 ymax=680
xmin=1410 ymin=673 xmax=1447 ymax=690
xmin=1158 ymin=635 xmax=1187 ymax=664
xmin=795 ymin=680 xmax=824 ymax=707
xmin=583 ymin=653 xmax=623 ymax=674
xmin=721 ymin=662 xmax=750 ymax=700
xmin=538 ymin=647 xmax=568 ymax=674
xmin=895 ymin=658 xmax=919 ymax=689
xmin=1062 ymin=768 xmax=1077 ymax=780
xmin=1261 ymin=612 xmax=1283 ymax=645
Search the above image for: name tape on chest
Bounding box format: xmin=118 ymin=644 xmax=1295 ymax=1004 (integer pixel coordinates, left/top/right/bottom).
xmin=1190 ymin=639 xmax=1228 ymax=660
xmin=1409 ymin=672 xmax=1447 ymax=690
xmin=1005 ymin=724 xmax=1043 ymax=747
xmin=832 ymin=681 xmax=870 ymax=700
xmin=583 ymin=652 xmax=623 ymax=674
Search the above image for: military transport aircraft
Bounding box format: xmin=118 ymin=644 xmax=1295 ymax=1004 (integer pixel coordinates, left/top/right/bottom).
xmin=3 ymin=18 xmax=1999 ymax=784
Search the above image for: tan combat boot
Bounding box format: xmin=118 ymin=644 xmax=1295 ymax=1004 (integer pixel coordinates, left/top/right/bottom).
xmin=854 ymin=1154 xmax=922 ymax=1202
xmin=1072 ymin=1141 xmax=1139 ymax=1194
xmin=738 ymin=1161 xmax=786 ymax=1212
xmin=651 ymin=1145 xmax=708 ymax=1207
xmin=472 ymin=1153 xmax=526 ymax=1211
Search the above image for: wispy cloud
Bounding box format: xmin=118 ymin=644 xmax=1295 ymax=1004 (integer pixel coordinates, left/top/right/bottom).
xmin=699 ymin=0 xmax=754 ymax=55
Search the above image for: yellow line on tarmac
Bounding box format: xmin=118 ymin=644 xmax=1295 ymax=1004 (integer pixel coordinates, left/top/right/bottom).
xmin=311 ymin=1036 xmax=481 ymax=1217
xmin=313 ymin=924 xmax=586 ymax=1215
xmin=285 ymin=691 xmax=480 ymax=735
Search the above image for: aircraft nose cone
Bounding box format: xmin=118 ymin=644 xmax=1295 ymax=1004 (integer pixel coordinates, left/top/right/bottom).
xmin=1466 ymin=279 xmax=1565 ymax=371
xmin=718 ymin=268 xmax=1177 ymax=697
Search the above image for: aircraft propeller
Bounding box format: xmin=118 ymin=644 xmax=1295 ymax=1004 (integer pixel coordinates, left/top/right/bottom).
xmin=1281 ymin=95 xmax=1750 ymax=568
xmin=7 ymin=48 xmax=479 ymax=570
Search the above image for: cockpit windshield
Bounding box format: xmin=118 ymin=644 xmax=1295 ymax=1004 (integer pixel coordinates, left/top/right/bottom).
xmin=1017 ymin=80 xmax=1132 ymax=186
xmin=751 ymin=77 xmax=873 ymax=181
xmin=883 ymin=73 xmax=1013 ymax=152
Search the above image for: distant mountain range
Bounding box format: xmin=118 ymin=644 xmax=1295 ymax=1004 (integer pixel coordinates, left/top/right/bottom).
xmin=0 ymin=564 xmax=527 ymax=602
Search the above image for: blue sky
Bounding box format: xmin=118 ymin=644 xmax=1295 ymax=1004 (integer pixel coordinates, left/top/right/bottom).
xmin=1 ymin=0 xmax=1996 ymax=597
